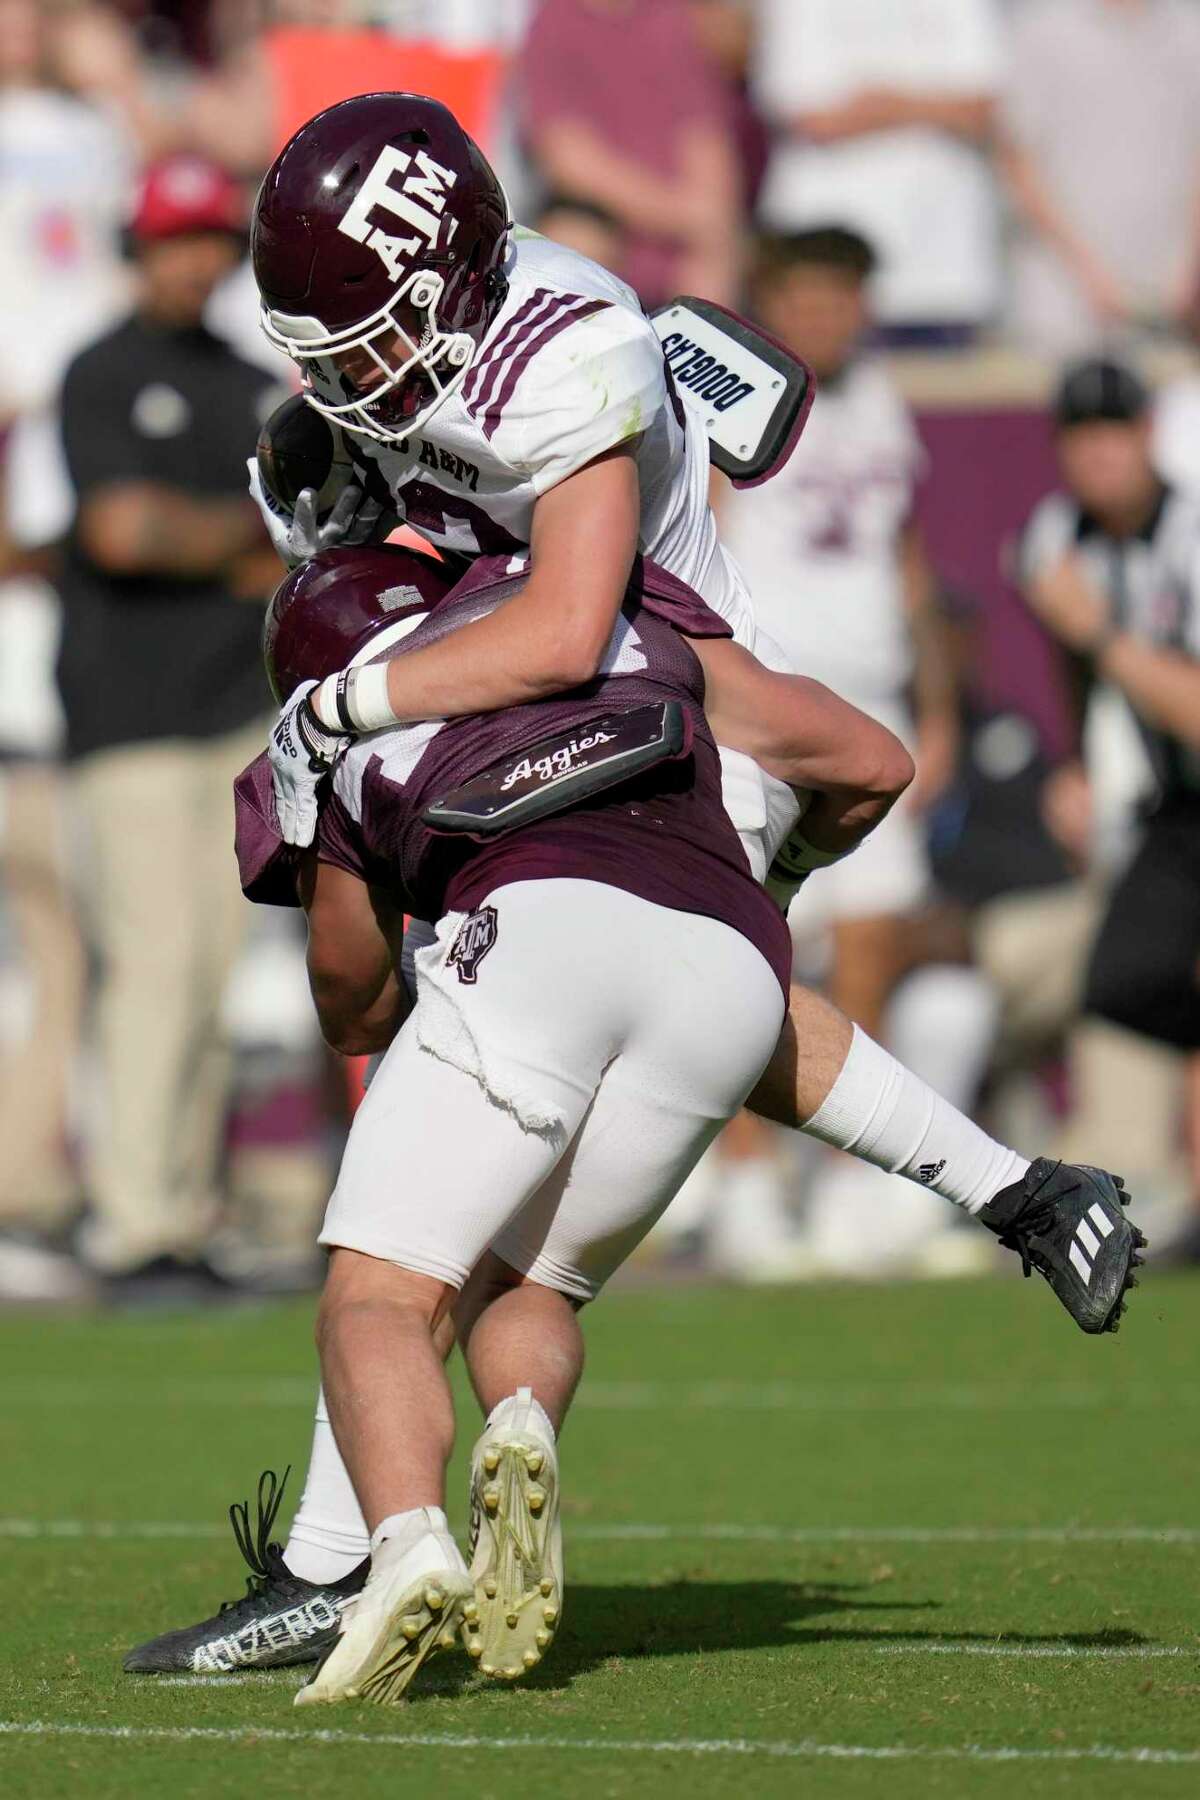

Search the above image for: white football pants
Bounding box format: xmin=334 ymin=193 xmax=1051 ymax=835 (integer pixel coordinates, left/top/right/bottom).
xmin=320 ymin=878 xmax=785 ymax=1300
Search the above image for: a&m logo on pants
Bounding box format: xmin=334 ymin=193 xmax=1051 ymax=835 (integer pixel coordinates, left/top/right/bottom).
xmin=447 ymin=905 xmax=499 ymax=985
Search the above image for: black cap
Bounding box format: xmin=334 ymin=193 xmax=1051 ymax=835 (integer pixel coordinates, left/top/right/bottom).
xmin=1053 ymin=358 xmax=1149 ymax=429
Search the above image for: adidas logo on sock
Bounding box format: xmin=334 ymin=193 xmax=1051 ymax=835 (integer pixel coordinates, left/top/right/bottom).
xmin=915 ymin=1159 xmax=946 ymax=1185
xmin=1067 ymin=1201 xmax=1115 ymax=1287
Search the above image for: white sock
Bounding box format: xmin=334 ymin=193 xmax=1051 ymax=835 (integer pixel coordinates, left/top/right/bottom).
xmin=284 ymin=1391 xmax=371 ymax=1586
xmin=486 ymin=1387 xmax=556 ymax=1444
xmin=802 ymin=1025 xmax=1029 ymax=1215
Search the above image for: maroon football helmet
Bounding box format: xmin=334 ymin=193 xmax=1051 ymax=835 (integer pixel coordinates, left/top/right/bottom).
xmin=263 ymin=543 xmax=455 ymax=704
xmin=253 ymin=92 xmax=510 ymax=445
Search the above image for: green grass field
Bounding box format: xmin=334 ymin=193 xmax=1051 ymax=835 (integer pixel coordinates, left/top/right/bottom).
xmin=1 ymin=1269 xmax=1197 ymax=1798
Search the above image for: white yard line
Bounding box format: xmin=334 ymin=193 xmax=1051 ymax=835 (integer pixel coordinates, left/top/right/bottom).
xmin=1 ymin=1720 xmax=1197 ymax=1766
xmin=872 ymin=1644 xmax=1196 ymax=1660
xmin=1 ymin=1377 xmax=1196 ymax=1412
xmin=2 ymin=1519 xmax=1198 ymax=1545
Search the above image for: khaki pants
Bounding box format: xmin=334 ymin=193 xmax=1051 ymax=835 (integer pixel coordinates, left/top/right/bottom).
xmin=74 ymin=721 xmax=267 ymax=1272
xmin=0 ymin=763 xmax=85 ymax=1227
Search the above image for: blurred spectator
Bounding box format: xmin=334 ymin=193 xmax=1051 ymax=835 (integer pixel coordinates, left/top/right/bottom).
xmin=533 ymin=192 xmax=624 ymax=273
xmin=55 ymin=156 xmax=283 ymax=1303
xmin=0 ymin=0 xmax=134 ymax=1299
xmin=1002 ymin=0 xmax=1200 ymax=358
xmin=724 ymin=228 xmax=957 ymax=1035
xmin=709 ymin=226 xmax=965 ymax=1278
xmin=517 ymin=0 xmax=744 ymax=307
xmin=1018 ymin=358 xmax=1200 ymax=1227
xmin=751 ymin=0 xmax=1004 ymax=342
xmin=62 ymin=2 xmax=507 ymax=174
xmin=0 ymin=0 xmax=132 ymax=426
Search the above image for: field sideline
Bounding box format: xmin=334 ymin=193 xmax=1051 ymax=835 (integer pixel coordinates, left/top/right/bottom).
xmin=2 ymin=1270 xmax=1197 ymax=1798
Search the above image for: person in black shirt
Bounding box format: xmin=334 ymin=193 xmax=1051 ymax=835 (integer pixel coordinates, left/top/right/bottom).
xmin=57 ymin=154 xmax=285 ymax=1301
xmin=1018 ymin=359 xmax=1200 ymax=1230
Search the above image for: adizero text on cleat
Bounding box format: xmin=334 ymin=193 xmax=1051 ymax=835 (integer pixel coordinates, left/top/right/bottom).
xmin=467 ymin=1387 xmax=562 ymax=1681
xmin=979 ymin=1159 xmax=1146 ymax=1335
xmin=295 ymin=1556 xmax=472 ymax=1707
xmin=123 ymin=1468 xmax=367 ymax=1674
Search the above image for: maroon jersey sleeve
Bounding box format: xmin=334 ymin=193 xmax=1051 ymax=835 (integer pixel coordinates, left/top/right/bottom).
xmin=233 ymin=752 xmax=302 ymax=908
xmin=316 ymin=791 xmax=374 ymax=884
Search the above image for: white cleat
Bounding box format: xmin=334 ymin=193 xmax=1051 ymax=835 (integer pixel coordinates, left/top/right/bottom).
xmin=467 ymin=1387 xmax=562 ymax=1682
xmin=294 ymin=1514 xmax=471 ymax=1707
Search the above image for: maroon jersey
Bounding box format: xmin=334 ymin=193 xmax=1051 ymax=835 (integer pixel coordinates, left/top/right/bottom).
xmin=235 ymin=555 xmax=791 ymax=997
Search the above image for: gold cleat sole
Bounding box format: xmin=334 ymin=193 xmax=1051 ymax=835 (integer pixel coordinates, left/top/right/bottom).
xmin=295 ymin=1569 xmax=472 ymax=1708
xmin=468 ymin=1436 xmax=561 ymax=1682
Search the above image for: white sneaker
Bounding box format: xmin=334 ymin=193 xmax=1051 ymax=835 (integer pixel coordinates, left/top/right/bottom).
xmin=466 ymin=1388 xmax=562 ymax=1681
xmin=294 ymin=1509 xmax=471 ymax=1706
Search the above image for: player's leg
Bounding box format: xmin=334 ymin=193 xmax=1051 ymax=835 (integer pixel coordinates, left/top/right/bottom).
xmin=297 ymin=1011 xmax=598 ymax=1707
xmin=749 ymin=983 xmax=1145 ymax=1332
xmin=461 ymin=899 xmax=786 ymax=1680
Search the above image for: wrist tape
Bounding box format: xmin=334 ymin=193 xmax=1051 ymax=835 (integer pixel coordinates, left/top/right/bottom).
xmin=312 ymin=664 xmax=397 ymax=736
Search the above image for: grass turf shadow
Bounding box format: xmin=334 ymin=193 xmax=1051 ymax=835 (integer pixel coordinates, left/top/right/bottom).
xmin=405 ymin=1584 xmax=1162 ymax=1701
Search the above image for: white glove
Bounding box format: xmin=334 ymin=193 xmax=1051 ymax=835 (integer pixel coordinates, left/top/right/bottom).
xmin=246 ymin=456 xmax=395 ymax=571
xmin=268 ymin=680 xmax=350 ymax=847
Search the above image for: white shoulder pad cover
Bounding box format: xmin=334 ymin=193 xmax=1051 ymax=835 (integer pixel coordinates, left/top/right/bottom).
xmin=652 ymin=297 xmax=814 ymax=488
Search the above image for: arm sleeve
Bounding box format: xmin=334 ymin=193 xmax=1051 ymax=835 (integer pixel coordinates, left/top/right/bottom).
xmin=498 ymin=308 xmax=669 ymax=496
xmin=316 ymin=791 xmax=374 ymax=883
xmin=59 ymin=352 xmax=153 ymax=499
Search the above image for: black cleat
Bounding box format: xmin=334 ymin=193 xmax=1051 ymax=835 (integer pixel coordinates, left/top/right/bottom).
xmin=123 ymin=1468 xmax=368 ymax=1674
xmin=979 ymin=1159 xmax=1146 ymax=1334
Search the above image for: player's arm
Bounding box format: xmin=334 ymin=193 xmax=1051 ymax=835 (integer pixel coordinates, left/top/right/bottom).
xmin=691 ymin=636 xmax=914 ymax=852
xmin=298 ymin=854 xmax=410 ymax=1056
xmin=317 ymin=444 xmax=640 ymax=731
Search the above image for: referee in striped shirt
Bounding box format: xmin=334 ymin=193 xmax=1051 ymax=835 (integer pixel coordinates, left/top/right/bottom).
xmin=1018 ymin=358 xmax=1200 ymax=1056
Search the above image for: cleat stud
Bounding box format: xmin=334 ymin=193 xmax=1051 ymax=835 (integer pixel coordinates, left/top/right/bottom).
xmin=525 ymin=1451 xmax=543 ymax=1476
xmin=481 ymin=1662 xmax=496 ymax=1677
xmin=543 ymin=1605 xmax=558 ymax=1625
xmin=506 ymin=1611 xmax=519 ymax=1628
xmin=483 ymin=1578 xmax=498 ymax=1599
xmin=527 ymin=1488 xmax=544 ymax=1514
xmin=539 ymin=1578 xmax=554 ymax=1597
xmin=523 ymin=1650 xmax=539 ymax=1669
xmin=467 ymin=1638 xmax=483 ymax=1659
xmin=425 ymin=1587 xmax=445 ymax=1612
xmin=483 ymin=1487 xmax=500 ymax=1513
xmin=505 ymin=1665 xmax=520 ymax=1679
xmin=536 ymin=1629 xmax=552 ymax=1649
xmin=438 ymin=1629 xmax=457 ymax=1650
xmin=401 ymin=1618 xmax=422 ymax=1641
xmin=464 ymin=1604 xmax=480 ymax=1626
xmin=483 ymin=1449 xmax=500 ymax=1474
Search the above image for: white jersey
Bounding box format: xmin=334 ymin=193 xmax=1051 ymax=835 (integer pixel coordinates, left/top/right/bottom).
xmin=350 ymin=230 xmax=756 ymax=641
xmin=719 ymin=357 xmax=925 ymax=725
xmin=0 ymin=89 xmax=131 ymax=416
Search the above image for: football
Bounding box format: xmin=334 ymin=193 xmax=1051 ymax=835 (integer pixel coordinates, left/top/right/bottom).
xmin=256 ymin=392 xmax=356 ymax=519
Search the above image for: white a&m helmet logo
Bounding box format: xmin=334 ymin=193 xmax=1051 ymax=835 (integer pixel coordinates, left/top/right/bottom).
xmin=337 ymin=146 xmax=458 ymax=279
